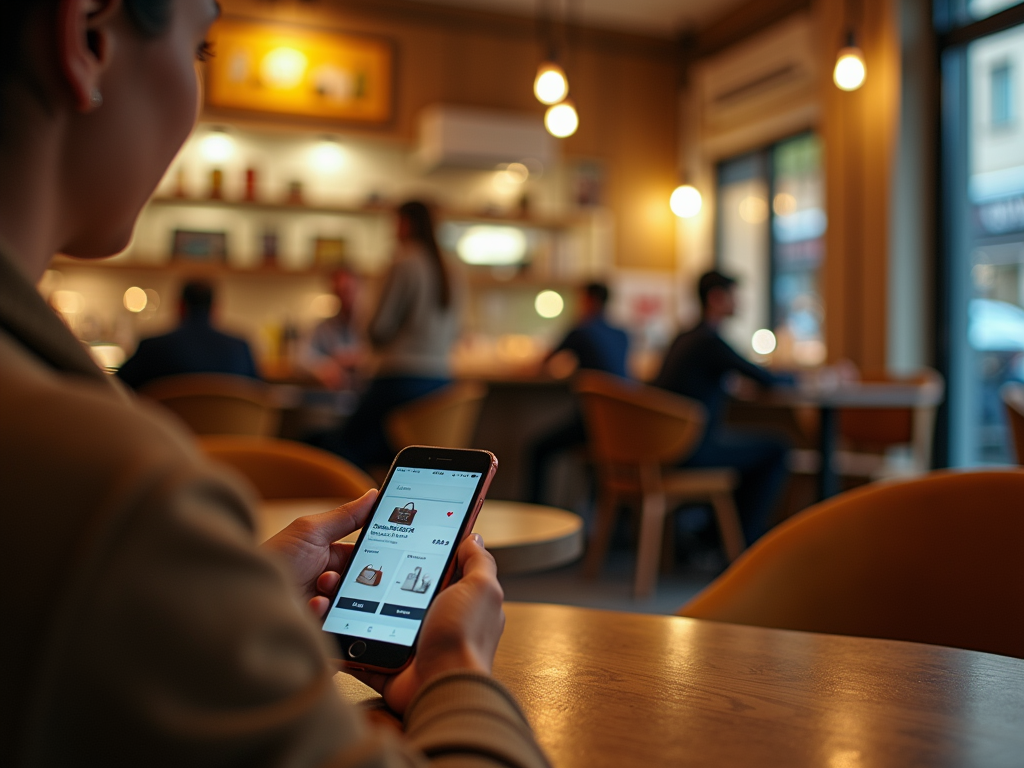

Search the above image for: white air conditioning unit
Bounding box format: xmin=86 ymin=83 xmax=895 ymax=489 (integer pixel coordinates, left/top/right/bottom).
xmin=416 ymin=104 xmax=557 ymax=172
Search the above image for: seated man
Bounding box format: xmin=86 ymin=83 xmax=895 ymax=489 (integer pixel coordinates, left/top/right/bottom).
xmin=654 ymin=271 xmax=793 ymax=543
xmin=528 ymin=282 xmax=629 ymax=504
xmin=299 ymin=267 xmax=366 ymax=390
xmin=118 ymin=281 xmax=259 ymax=389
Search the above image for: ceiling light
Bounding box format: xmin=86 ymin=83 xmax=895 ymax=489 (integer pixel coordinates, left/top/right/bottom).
xmin=670 ymin=184 xmax=702 ymax=218
xmin=833 ymin=33 xmax=866 ymax=91
xmin=544 ymin=100 xmax=578 ymax=138
xmin=200 ymin=130 xmax=234 ymax=164
xmin=534 ymin=62 xmax=569 ymax=105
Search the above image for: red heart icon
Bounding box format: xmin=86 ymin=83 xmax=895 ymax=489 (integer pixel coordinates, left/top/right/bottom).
xmin=446 ymin=511 xmax=453 ymax=517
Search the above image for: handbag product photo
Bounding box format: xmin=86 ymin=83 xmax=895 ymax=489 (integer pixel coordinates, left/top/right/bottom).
xmin=355 ymin=564 xmax=383 ymax=586
xmin=401 ymin=566 xmax=422 ymax=591
xmin=389 ymin=501 xmax=418 ymax=525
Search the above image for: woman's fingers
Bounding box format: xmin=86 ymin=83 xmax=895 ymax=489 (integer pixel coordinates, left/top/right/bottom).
xmin=304 ymin=490 xmax=378 ymax=546
xmin=317 ymin=570 xmax=341 ymax=596
xmin=325 ymin=541 xmax=356 ymax=575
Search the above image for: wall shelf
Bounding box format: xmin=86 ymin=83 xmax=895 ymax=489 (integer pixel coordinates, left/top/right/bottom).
xmin=50 ymin=255 xmax=332 ymax=278
xmin=148 ymin=195 xmax=586 ymax=231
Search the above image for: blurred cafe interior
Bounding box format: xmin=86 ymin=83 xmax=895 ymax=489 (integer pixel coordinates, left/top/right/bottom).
xmin=11 ymin=0 xmax=1024 ymax=764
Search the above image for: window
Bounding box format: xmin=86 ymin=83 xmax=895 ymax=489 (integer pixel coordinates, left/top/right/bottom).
xmin=990 ymin=62 xmax=1013 ymax=127
xmin=941 ymin=17 xmax=1024 ymax=465
xmin=715 ymin=133 xmax=826 ymax=366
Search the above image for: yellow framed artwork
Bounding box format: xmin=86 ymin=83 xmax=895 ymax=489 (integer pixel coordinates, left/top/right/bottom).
xmin=204 ymin=19 xmax=394 ymax=124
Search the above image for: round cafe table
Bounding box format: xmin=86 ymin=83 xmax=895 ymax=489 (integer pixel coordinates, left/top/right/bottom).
xmin=257 ymin=498 xmax=584 ymax=576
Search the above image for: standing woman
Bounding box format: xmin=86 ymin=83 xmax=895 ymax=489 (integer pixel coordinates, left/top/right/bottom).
xmin=0 ymin=2 xmax=542 ymax=766
xmin=317 ymin=200 xmax=461 ymax=470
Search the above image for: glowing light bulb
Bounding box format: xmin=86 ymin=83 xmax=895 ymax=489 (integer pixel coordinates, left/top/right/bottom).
xmin=311 ymin=140 xmax=346 ymax=174
xmin=544 ymin=101 xmax=578 ymax=138
xmin=752 ymin=329 xmax=777 ymax=355
xmin=833 ymin=47 xmax=866 ymax=91
xmin=535 ymin=290 xmax=565 ymax=318
xmin=670 ymin=185 xmax=702 ymax=218
xmin=200 ymin=131 xmax=234 ymax=163
xmin=123 ymin=286 xmax=148 ymax=313
xmin=534 ymin=63 xmax=569 ymax=105
xmin=260 ymin=47 xmax=308 ymax=90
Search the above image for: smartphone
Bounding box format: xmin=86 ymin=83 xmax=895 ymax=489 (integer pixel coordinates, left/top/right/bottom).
xmin=321 ymin=445 xmax=498 ymax=672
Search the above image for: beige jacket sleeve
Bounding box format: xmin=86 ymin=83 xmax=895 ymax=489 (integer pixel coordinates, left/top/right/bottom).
xmin=2 ymin=345 xmax=547 ymax=768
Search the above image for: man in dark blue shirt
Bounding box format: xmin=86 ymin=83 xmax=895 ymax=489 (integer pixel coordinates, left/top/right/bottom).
xmin=528 ymin=282 xmax=629 ymax=503
xmin=118 ymin=281 xmax=259 ymax=390
xmin=654 ymin=271 xmax=792 ymax=543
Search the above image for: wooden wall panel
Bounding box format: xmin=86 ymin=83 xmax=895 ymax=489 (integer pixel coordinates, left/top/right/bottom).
xmin=213 ymin=0 xmax=680 ymax=271
xmin=817 ymin=0 xmax=900 ymax=370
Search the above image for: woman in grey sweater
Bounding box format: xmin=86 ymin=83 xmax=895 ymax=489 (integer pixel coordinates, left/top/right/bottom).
xmin=317 ymin=201 xmax=461 ymax=470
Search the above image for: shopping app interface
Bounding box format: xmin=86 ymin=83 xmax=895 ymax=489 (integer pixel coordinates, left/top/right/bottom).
xmin=323 ymin=467 xmax=481 ymax=646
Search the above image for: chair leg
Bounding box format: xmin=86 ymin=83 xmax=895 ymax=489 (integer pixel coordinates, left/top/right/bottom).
xmin=583 ymin=486 xmax=618 ymax=579
xmin=710 ymin=492 xmax=745 ymax=562
xmin=634 ymin=483 xmax=667 ymax=598
xmin=660 ymin=513 xmax=676 ymax=575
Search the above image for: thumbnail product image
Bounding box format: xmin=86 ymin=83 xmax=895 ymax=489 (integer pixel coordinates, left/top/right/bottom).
xmin=355 ymin=564 xmax=383 ymax=586
xmin=389 ymin=501 xmax=417 ymax=525
xmin=400 ymin=566 xmax=432 ymax=594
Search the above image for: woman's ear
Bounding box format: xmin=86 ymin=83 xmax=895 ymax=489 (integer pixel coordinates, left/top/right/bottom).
xmin=56 ymin=0 xmax=122 ymax=113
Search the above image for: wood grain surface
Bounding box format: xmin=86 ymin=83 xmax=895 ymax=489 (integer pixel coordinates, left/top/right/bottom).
xmin=334 ymin=602 xmax=1024 ymax=767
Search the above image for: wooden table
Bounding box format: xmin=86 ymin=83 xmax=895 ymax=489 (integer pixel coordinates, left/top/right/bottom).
xmin=258 ymin=499 xmax=584 ymax=576
xmin=765 ymin=381 xmax=944 ymax=499
xmin=335 ymin=602 xmax=1024 ymax=767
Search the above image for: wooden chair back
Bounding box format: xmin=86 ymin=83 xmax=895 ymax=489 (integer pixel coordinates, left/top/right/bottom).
xmin=680 ymin=469 xmax=1024 ymax=659
xmin=386 ymin=381 xmax=488 ymax=450
xmin=1002 ymin=382 xmax=1024 ymax=464
xmin=838 ymin=368 xmax=944 ymax=470
xmin=141 ymin=374 xmax=280 ymax=437
xmin=199 ymin=436 xmax=374 ymax=500
xmin=574 ymin=370 xmax=707 ymax=466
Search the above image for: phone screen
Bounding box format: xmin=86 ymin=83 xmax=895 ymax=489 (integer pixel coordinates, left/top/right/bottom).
xmin=322 ymin=465 xmax=483 ymax=648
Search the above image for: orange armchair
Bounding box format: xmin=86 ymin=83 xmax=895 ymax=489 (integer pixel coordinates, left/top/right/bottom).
xmin=679 ymin=469 xmax=1024 ymax=659
xmin=199 ymin=436 xmax=374 ymax=500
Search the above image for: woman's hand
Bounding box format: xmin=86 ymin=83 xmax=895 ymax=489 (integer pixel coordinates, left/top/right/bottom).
xmin=262 ymin=490 xmax=378 ymax=614
xmin=311 ymin=533 xmax=505 ymax=716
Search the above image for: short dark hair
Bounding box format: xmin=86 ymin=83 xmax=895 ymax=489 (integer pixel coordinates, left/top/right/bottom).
xmin=584 ymin=282 xmax=610 ymax=308
xmin=698 ymin=270 xmax=737 ymax=308
xmin=181 ymin=280 xmax=214 ymax=315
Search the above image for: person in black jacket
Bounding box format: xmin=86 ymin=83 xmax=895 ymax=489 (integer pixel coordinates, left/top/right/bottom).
xmin=654 ymin=271 xmax=793 ymax=543
xmin=118 ymin=281 xmax=259 ymax=390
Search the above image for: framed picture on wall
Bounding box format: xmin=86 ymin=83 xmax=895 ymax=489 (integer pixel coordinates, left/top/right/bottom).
xmin=203 ymin=18 xmax=394 ymax=125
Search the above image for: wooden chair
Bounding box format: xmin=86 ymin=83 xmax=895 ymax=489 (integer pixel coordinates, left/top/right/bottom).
xmin=836 ymin=368 xmax=944 ymax=479
xmin=679 ymin=469 xmax=1024 ymax=659
xmin=140 ymin=374 xmax=280 ymax=437
xmin=1001 ymin=382 xmax=1024 ymax=463
xmin=199 ymin=435 xmax=374 ymax=500
xmin=574 ymin=371 xmax=745 ymax=598
xmin=386 ymin=380 xmax=488 ymax=450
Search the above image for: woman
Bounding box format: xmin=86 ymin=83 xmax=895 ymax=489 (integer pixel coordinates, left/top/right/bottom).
xmin=317 ymin=200 xmax=461 ymax=470
xmin=0 ymin=2 xmax=543 ymax=766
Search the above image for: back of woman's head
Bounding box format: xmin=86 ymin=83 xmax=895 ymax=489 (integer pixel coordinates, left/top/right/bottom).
xmin=0 ymin=0 xmax=171 ymax=94
xmin=0 ymin=0 xmax=217 ymax=263
xmin=397 ymin=200 xmax=451 ymax=309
